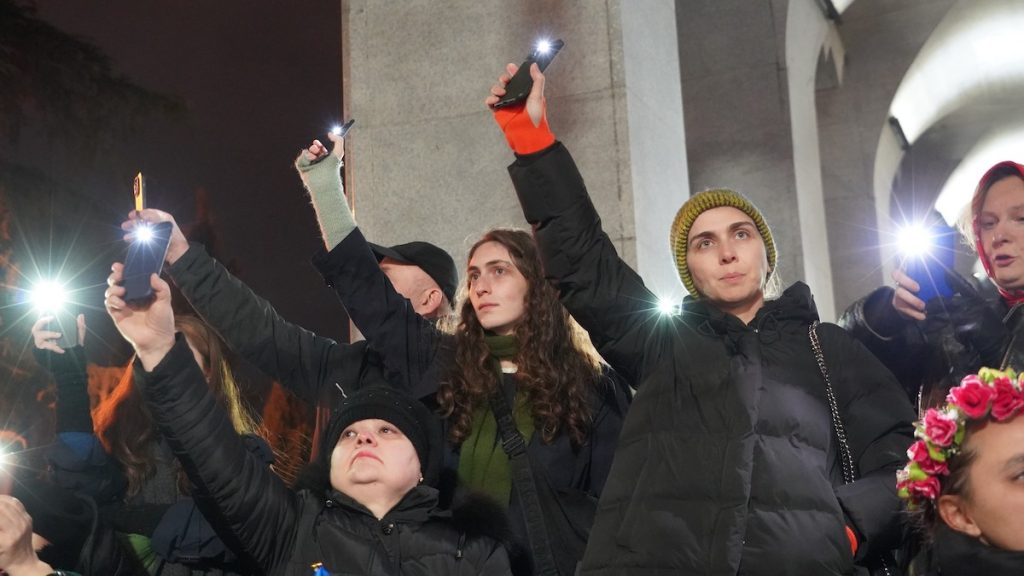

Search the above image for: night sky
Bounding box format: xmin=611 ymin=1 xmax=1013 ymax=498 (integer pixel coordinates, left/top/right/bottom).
xmin=27 ymin=1 xmax=348 ymax=350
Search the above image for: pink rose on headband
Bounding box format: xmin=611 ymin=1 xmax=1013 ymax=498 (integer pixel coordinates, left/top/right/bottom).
xmin=990 ymin=377 xmax=1024 ymax=421
xmin=922 ymin=410 xmax=958 ymax=447
xmin=947 ymin=377 xmax=995 ymax=419
xmin=907 ymin=476 xmax=941 ymax=502
xmin=907 ymin=441 xmax=948 ymax=476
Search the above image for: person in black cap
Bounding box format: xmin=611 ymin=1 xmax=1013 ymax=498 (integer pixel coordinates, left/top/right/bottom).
xmin=368 ymin=241 xmax=457 ymax=318
xmin=101 ymin=268 xmax=515 ymax=575
xmin=120 ymin=201 xmax=458 ymax=461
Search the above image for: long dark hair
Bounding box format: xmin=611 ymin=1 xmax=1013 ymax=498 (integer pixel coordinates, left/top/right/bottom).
xmin=437 ymin=229 xmax=601 ymax=448
xmin=93 ymin=315 xmax=261 ymax=497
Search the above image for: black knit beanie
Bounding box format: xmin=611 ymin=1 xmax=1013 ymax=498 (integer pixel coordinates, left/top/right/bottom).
xmin=319 ymin=387 xmax=442 ymax=488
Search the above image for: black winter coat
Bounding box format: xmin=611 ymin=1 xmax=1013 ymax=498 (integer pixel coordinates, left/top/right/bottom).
xmin=35 ymin=345 xmax=264 ymax=576
xmin=506 ymin=142 xmax=916 ymax=575
xmin=920 ymin=526 xmax=1024 ymax=575
xmin=134 ymin=336 xmax=513 ymax=576
xmin=840 ymin=284 xmax=1024 ymax=406
xmin=167 ymin=243 xmax=397 ymax=459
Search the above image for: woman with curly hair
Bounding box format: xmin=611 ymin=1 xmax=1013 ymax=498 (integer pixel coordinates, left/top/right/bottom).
xmin=32 ymin=312 xmax=270 ymax=575
xmin=294 ymin=135 xmax=631 ymax=574
xmin=898 ymin=367 xmax=1024 ymax=574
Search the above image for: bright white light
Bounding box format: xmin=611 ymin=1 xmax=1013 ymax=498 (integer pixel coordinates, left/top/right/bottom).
xmin=535 ymin=39 xmax=552 ymax=55
xmin=331 ymin=125 xmax=342 ymax=136
xmin=896 ymin=223 xmax=934 ymax=259
xmin=135 ymin=223 xmax=154 ymax=243
xmin=889 ymin=3 xmax=1024 ymax=146
xmin=30 ymin=280 xmax=68 ymax=313
xmin=657 ymin=297 xmax=678 ymax=316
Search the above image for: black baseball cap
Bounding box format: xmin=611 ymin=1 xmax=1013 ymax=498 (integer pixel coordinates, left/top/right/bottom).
xmin=369 ymin=241 xmax=458 ymax=305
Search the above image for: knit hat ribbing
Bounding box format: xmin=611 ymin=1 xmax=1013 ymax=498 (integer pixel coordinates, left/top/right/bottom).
xmin=320 ymin=386 xmax=442 ymax=487
xmin=670 ymin=189 xmax=777 ymax=298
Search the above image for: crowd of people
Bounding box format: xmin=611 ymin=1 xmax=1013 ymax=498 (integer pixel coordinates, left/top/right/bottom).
xmin=2 ymin=61 xmax=1023 ymax=576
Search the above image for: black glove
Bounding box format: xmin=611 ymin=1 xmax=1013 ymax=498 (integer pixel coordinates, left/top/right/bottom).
xmin=32 ymin=345 xmax=93 ymax=433
xmin=927 ymin=271 xmax=1007 ymax=368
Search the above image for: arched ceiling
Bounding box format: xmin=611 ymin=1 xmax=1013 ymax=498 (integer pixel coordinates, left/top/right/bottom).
xmin=884 ymin=0 xmax=1024 ymax=224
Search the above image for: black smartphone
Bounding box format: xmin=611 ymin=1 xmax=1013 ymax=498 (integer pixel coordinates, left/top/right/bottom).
xmin=332 ymin=119 xmax=355 ymax=138
xmin=123 ymin=221 xmax=173 ymax=303
xmin=493 ymin=39 xmax=565 ymax=109
xmin=903 ymin=221 xmax=957 ymax=303
xmin=42 ymin=308 xmax=78 ymax=349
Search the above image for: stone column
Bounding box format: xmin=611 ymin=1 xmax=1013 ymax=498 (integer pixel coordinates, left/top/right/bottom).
xmin=341 ymin=0 xmax=686 ymax=303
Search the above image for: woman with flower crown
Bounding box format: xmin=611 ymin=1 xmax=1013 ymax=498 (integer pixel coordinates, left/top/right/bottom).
xmin=898 ymin=367 xmax=1024 ymax=574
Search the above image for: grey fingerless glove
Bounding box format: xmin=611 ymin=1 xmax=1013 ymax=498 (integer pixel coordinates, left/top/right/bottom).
xmin=295 ymin=151 xmax=356 ymax=250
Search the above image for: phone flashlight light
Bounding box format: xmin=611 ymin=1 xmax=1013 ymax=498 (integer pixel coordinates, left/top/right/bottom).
xmin=331 ymin=125 xmax=342 ymax=136
xmin=135 ymin=223 xmax=155 ymax=243
xmin=535 ymin=39 xmax=552 ymax=54
xmin=657 ymin=297 xmax=679 ymax=316
xmin=896 ymin=223 xmax=934 ymax=259
xmin=29 ymin=280 xmax=69 ymax=313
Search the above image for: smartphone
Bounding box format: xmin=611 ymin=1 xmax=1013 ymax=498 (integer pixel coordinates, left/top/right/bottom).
xmin=133 ymin=172 xmax=145 ymax=212
xmin=44 ymin=309 xmax=79 ymax=349
xmin=493 ymin=39 xmax=565 ymax=109
xmin=332 ymin=119 xmax=355 ymax=138
xmin=123 ymin=221 xmax=173 ymax=302
xmin=904 ymin=221 xmax=956 ymax=303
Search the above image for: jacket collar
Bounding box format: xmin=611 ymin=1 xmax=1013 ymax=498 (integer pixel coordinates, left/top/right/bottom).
xmin=933 ymin=525 xmax=1024 ymax=574
xmin=685 ymin=281 xmax=819 ymax=337
xmin=325 ymin=484 xmax=442 ymax=523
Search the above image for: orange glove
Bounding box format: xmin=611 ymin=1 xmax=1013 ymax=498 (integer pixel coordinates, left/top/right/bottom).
xmin=845 ymin=525 xmax=858 ymax=557
xmin=493 ymin=103 xmax=555 ymax=156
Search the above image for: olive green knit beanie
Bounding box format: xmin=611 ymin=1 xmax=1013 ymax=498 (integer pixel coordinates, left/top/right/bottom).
xmin=669 ymin=189 xmax=777 ymax=298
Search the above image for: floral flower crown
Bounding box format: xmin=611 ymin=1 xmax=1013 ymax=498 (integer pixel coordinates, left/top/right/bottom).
xmin=897 ymin=367 xmax=1024 ymax=509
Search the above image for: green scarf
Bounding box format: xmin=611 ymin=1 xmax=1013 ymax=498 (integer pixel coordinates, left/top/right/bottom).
xmin=457 ymin=334 xmax=534 ymax=506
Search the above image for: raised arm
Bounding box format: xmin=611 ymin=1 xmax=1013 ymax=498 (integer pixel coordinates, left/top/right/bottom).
xmin=486 ymin=64 xmax=663 ymax=385
xmin=104 ymin=264 xmax=299 ymax=573
xmin=297 ymin=135 xmax=442 ymax=399
xmin=123 ymin=209 xmax=344 ymax=405
xmin=31 ymin=316 xmax=127 ymax=503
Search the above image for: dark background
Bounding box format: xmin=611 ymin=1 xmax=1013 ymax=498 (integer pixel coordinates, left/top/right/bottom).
xmin=21 ymin=0 xmax=348 ymax=359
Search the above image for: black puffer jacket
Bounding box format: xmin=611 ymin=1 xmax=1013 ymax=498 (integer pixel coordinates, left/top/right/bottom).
xmin=506 ymin=142 xmax=916 ymax=575
xmin=35 ymin=345 xmax=266 ymax=576
xmin=919 ymin=526 xmax=1024 ymax=575
xmin=840 ymin=284 xmax=1024 ymax=406
xmin=134 ymin=336 xmax=512 ymax=576
xmin=167 ymin=243 xmax=397 ymax=458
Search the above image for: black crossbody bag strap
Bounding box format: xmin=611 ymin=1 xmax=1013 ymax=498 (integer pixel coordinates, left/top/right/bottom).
xmin=809 ymin=322 xmax=893 ymax=576
xmin=488 ymin=381 xmax=560 ymax=576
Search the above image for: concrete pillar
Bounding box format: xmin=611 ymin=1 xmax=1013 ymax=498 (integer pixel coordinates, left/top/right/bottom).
xmin=341 ymin=0 xmax=685 ymax=303
xmin=786 ymin=0 xmax=836 ymax=320
xmin=677 ymin=0 xmax=834 ymax=315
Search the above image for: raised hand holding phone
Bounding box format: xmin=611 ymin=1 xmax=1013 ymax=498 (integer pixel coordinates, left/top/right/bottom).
xmin=105 ymin=262 xmax=176 ymax=370
xmin=492 ymin=39 xmax=563 ymax=109
xmin=488 ymin=59 xmax=553 ymax=155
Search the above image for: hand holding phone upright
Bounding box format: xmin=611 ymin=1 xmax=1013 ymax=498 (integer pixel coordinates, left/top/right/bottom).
xmin=105 ymin=261 xmax=176 ymax=371
xmin=32 ymin=313 xmax=85 ymax=353
xmin=487 ymin=59 xmax=554 ymax=155
xmin=121 ymin=220 xmax=174 ymax=303
xmin=492 ymin=39 xmax=563 ymax=109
